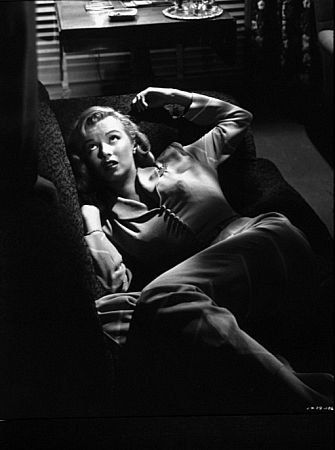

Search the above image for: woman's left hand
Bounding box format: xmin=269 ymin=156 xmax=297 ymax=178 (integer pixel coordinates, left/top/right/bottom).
xmin=131 ymin=87 xmax=174 ymax=112
xmin=110 ymin=262 xmax=130 ymax=293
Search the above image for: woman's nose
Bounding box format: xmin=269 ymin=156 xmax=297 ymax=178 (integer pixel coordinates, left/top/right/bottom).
xmin=101 ymin=142 xmax=113 ymax=157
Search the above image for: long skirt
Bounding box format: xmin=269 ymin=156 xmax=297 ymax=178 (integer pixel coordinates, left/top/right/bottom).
xmin=96 ymin=213 xmax=333 ymax=415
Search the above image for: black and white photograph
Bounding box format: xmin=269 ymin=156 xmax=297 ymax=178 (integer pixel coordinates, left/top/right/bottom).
xmin=1 ymin=1 xmax=333 ymax=448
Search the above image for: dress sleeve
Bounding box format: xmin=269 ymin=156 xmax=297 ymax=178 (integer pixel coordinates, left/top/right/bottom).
xmin=85 ymin=231 xmax=132 ymax=293
xmin=183 ymin=93 xmax=253 ymax=168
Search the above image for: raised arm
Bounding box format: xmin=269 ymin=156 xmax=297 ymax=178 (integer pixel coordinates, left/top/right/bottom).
xmin=132 ymin=87 xmax=252 ymax=168
xmin=131 ymin=87 xmax=193 ymax=113
xmin=81 ymin=205 xmax=132 ymax=293
xmin=183 ymin=93 xmax=252 ymax=167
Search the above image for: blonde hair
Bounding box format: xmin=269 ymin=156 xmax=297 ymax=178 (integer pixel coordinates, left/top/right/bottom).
xmin=67 ymin=106 xmax=155 ymax=194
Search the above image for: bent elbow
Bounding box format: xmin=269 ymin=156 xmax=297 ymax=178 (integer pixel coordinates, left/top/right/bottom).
xmin=242 ymin=109 xmax=253 ymax=127
xmin=232 ymin=107 xmax=253 ymax=130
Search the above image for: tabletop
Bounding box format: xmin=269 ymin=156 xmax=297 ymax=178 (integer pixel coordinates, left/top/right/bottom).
xmin=56 ymin=1 xmax=234 ymax=35
xmin=55 ymin=0 xmax=236 ymax=90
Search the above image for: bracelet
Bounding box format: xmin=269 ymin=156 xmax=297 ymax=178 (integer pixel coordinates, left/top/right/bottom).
xmin=85 ymin=229 xmax=104 ymax=236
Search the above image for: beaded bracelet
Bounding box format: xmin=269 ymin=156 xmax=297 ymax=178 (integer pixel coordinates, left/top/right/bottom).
xmin=85 ymin=229 xmax=104 ymax=236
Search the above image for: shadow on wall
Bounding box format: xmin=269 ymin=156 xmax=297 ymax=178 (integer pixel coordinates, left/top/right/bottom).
xmin=305 ymin=0 xmax=334 ymax=167
xmin=242 ymin=0 xmax=333 ymax=167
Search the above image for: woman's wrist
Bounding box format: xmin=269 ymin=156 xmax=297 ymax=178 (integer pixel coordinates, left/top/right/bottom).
xmin=171 ymin=89 xmax=193 ymax=109
xmin=81 ymin=204 xmax=103 ymax=233
xmin=164 ymin=89 xmax=193 ymax=119
xmin=85 ymin=229 xmax=104 ymax=236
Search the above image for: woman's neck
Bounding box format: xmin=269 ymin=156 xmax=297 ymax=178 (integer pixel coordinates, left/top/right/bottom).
xmin=119 ymin=182 xmax=140 ymax=201
xmin=109 ymin=170 xmax=140 ymax=201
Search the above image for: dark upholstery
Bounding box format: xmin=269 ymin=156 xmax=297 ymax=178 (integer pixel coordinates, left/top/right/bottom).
xmin=0 ymin=84 xmax=116 ymax=418
xmin=38 ymin=93 xmax=105 ymax=300
xmin=1 ymin=194 xmax=114 ymax=418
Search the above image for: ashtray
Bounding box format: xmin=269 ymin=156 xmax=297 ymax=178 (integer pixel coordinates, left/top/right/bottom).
xmin=162 ymin=5 xmax=223 ymax=20
xmin=108 ymin=8 xmax=138 ymax=20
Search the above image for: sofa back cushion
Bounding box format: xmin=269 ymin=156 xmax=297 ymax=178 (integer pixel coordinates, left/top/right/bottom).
xmin=38 ymin=94 xmax=105 ymax=299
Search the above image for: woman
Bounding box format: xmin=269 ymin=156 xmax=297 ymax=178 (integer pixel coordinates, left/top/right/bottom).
xmin=68 ymin=87 xmax=333 ymax=414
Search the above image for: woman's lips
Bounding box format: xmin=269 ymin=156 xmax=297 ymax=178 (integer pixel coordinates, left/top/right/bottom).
xmin=103 ymin=160 xmax=118 ymax=170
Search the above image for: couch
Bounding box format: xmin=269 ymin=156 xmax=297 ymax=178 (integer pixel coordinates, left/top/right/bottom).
xmin=1 ymin=81 xmax=333 ymax=446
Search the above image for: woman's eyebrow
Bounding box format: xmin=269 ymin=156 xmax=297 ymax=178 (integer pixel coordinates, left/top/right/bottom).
xmin=105 ymin=130 xmax=121 ymax=136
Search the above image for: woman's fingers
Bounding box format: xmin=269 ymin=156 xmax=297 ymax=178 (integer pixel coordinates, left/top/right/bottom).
xmin=132 ymin=92 xmax=149 ymax=112
xmin=111 ymin=262 xmax=128 ymax=292
xmin=112 ymin=262 xmax=125 ymax=279
xmin=132 ymin=87 xmax=172 ymax=111
xmin=138 ymin=94 xmax=148 ymax=111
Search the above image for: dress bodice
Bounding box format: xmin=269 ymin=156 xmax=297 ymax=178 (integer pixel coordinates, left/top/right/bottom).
xmin=103 ymin=143 xmax=238 ymax=279
xmin=86 ymin=92 xmax=252 ymax=289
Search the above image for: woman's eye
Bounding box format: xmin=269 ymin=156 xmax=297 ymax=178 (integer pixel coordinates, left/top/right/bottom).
xmin=87 ymin=143 xmax=98 ymax=152
xmin=109 ymin=135 xmax=118 ymax=143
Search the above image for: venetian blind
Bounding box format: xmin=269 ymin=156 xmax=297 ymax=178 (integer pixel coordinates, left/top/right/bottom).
xmin=36 ymin=0 xmax=248 ymax=99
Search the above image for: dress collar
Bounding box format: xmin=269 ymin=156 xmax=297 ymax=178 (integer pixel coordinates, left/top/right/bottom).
xmin=111 ymin=165 xmax=162 ymax=219
xmin=136 ymin=166 xmax=160 ymax=193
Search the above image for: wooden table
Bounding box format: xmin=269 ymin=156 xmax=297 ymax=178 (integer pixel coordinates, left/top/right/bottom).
xmin=55 ymin=1 xmax=236 ymax=94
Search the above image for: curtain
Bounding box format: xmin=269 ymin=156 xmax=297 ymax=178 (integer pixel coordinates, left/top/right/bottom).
xmin=248 ymin=0 xmax=321 ymax=87
xmin=0 ymin=1 xmax=38 ymax=194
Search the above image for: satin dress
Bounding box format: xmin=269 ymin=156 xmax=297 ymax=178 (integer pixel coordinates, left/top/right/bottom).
xmin=85 ymin=94 xmax=333 ymax=413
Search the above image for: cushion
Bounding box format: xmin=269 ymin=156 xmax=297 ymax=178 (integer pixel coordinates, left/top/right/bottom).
xmin=0 ymin=89 xmax=118 ymax=417
xmin=38 ymin=95 xmax=105 ymax=299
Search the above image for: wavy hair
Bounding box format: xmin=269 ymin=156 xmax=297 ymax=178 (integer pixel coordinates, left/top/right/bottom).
xmin=67 ymin=106 xmax=155 ymax=195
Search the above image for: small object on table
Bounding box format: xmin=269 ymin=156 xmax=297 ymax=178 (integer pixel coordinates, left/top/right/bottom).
xmin=203 ymin=0 xmax=218 ymax=10
xmin=176 ymin=0 xmax=187 ymax=10
xmin=108 ymin=7 xmax=138 ymax=20
xmin=121 ymin=0 xmax=151 ymax=6
xmin=85 ymin=1 xmax=114 ymax=11
xmin=121 ymin=0 xmax=173 ymax=6
xmin=163 ymin=0 xmax=223 ymax=19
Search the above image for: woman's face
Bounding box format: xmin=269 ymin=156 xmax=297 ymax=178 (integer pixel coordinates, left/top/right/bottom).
xmin=82 ymin=115 xmax=136 ymax=188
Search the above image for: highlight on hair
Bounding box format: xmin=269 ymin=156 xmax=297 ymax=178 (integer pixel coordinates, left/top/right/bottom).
xmin=67 ymin=105 xmax=155 ymax=193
